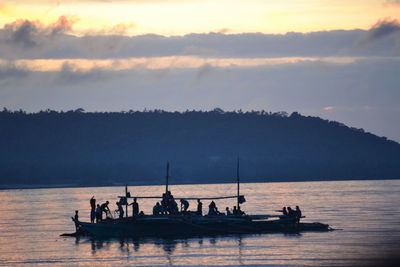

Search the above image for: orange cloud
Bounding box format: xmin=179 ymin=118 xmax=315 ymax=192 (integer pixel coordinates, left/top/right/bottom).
xmin=49 ymin=15 xmax=79 ymax=34
xmin=82 ymin=22 xmax=136 ymax=35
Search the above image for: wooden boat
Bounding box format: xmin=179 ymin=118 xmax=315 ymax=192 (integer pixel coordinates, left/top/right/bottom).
xmin=72 ymin=215 xmax=331 ymax=238
xmin=69 ymin=161 xmax=333 ymax=238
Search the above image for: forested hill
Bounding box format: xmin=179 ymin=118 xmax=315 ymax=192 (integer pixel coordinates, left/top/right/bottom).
xmin=1 ymin=109 xmax=399 ymax=188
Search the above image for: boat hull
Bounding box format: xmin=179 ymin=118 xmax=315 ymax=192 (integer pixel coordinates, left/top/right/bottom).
xmin=73 ymin=216 xmax=331 ymax=238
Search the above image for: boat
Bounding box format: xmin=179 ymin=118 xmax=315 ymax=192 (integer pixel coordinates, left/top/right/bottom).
xmin=68 ymin=161 xmax=333 ymax=238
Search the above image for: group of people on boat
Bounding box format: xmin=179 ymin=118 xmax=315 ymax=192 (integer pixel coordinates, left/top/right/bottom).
xmin=89 ymin=197 xmax=144 ymax=222
xmin=207 ymin=201 xmax=245 ymax=216
xmin=150 ymin=197 xmax=246 ymax=217
xmin=160 ymin=191 xmax=179 ymax=214
xmin=152 ymin=196 xmax=200 ymax=215
xmin=86 ymin=194 xmax=249 ymax=222
xmin=88 ymin=197 xmax=127 ymax=222
xmin=85 ymin=195 xmax=248 ymax=219
xmin=85 ymin=193 xmax=316 ymax=225
xmin=78 ymin=195 xmax=303 ymax=227
xmin=277 ymin=206 xmax=302 ymax=223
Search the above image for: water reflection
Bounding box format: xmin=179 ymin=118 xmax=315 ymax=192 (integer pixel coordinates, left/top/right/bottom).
xmin=72 ymin=235 xmax=249 ymax=266
xmin=1 ymin=180 xmax=400 ymax=266
xmin=89 ymin=239 xmax=112 ymax=255
xmin=76 ymin=235 xmax=248 ymax=257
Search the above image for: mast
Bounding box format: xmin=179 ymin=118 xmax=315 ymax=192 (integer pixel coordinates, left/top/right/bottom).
xmin=237 ymin=158 xmax=240 ymax=209
xmin=165 ymin=161 xmax=170 ymax=193
xmin=125 ymin=184 xmax=128 ymax=218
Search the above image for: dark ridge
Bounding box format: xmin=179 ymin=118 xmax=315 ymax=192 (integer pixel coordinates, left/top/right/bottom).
xmin=0 ymin=108 xmax=399 ymax=188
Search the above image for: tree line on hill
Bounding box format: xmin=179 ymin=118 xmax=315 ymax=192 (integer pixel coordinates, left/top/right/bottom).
xmin=0 ymin=108 xmax=399 ymax=188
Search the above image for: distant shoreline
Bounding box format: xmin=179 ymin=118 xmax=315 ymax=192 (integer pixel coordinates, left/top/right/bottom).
xmin=1 ymin=177 xmax=399 ymax=191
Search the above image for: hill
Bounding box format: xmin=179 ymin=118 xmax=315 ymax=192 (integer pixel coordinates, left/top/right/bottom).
xmin=0 ymin=108 xmax=399 ymax=188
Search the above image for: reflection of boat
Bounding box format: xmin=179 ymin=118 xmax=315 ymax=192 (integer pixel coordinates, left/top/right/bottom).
xmin=70 ymin=162 xmax=333 ymax=238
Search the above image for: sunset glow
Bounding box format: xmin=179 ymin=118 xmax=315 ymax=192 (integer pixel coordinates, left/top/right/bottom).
xmin=1 ymin=0 xmax=399 ymax=36
xmin=0 ymin=56 xmax=359 ymax=72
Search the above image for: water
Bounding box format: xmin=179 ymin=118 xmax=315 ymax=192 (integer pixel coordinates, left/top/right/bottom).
xmin=0 ymin=180 xmax=400 ymax=266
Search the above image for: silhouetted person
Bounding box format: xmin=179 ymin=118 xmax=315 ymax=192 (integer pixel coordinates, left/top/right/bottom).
xmin=237 ymin=206 xmax=245 ymax=215
xmin=100 ymin=201 xmax=110 ymax=220
xmin=232 ymin=206 xmax=238 ymax=215
xmin=95 ymin=204 xmax=101 ymax=223
xmin=197 ymin=199 xmax=203 ymax=216
xmin=166 ymin=191 xmax=172 ymax=212
xmin=74 ymin=210 xmax=80 ymax=231
xmin=295 ymin=206 xmax=302 ymax=223
xmin=166 ymin=192 xmax=178 ymax=214
xmin=180 ymin=199 xmax=189 ymax=213
xmin=215 ymin=207 xmax=221 ymax=215
xmin=116 ymin=201 xmax=124 ymax=219
xmin=287 ymin=206 xmax=294 ymax=217
xmin=276 ymin=207 xmax=288 ymax=215
xmin=90 ymin=196 xmax=96 ymax=223
xmin=161 ymin=194 xmax=168 ymax=214
xmin=226 ymin=207 xmax=232 ymax=215
xmin=283 ymin=207 xmax=288 ymax=215
xmin=208 ymin=201 xmax=217 ymax=215
xmin=171 ymin=198 xmax=179 ymax=214
xmin=90 ymin=196 xmax=96 ymax=210
xmin=130 ymin=198 xmax=139 ymax=216
xmin=153 ymin=202 xmax=162 ymax=215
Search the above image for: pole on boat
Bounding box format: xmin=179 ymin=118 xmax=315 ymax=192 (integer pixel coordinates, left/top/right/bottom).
xmin=237 ymin=157 xmax=240 ymax=210
xmin=125 ymin=184 xmax=128 ymax=218
xmin=165 ymin=161 xmax=170 ymax=194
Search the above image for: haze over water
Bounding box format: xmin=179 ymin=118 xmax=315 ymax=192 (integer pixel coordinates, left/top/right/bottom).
xmin=0 ymin=180 xmax=399 ymax=266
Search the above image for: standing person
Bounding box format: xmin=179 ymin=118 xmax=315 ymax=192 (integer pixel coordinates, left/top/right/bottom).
xmin=295 ymin=206 xmax=302 ymax=223
xmin=197 ymin=199 xmax=203 ymax=216
xmin=95 ymin=204 xmax=101 ymax=223
xmin=130 ymin=198 xmax=139 ymax=217
xmin=287 ymin=206 xmax=294 ymax=217
xmin=208 ymin=201 xmax=217 ymax=215
xmin=90 ymin=196 xmax=96 ymax=223
xmin=116 ymin=201 xmax=124 ymax=219
xmin=74 ymin=210 xmax=80 ymax=231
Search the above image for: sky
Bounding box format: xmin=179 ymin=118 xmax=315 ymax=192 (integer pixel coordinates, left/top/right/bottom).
xmin=0 ymin=0 xmax=400 ymax=141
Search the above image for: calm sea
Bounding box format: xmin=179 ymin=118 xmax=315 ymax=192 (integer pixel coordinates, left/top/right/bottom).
xmin=0 ymin=180 xmax=399 ymax=266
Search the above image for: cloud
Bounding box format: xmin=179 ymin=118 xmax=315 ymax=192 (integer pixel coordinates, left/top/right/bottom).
xmin=0 ymin=17 xmax=399 ymax=60
xmin=2 ymin=16 xmax=77 ymax=48
xmin=49 ymin=15 xmax=79 ymax=35
xmin=364 ymin=18 xmax=400 ymax=42
xmin=0 ymin=62 xmax=28 ymax=80
xmin=384 ymin=0 xmax=400 ymax=6
xmin=81 ymin=22 xmax=135 ymax=36
xmin=217 ymin=28 xmax=231 ymax=34
xmin=3 ymin=20 xmax=40 ymax=47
